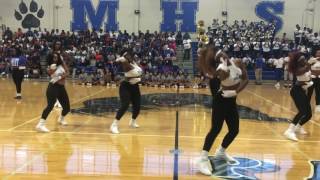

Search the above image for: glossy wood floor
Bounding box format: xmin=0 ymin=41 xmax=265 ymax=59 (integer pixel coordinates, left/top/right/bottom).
xmin=0 ymin=78 xmax=320 ymax=180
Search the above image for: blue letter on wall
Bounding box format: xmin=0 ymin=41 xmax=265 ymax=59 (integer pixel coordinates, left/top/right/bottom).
xmin=161 ymin=0 xmax=198 ymax=32
xmin=71 ymin=0 xmax=118 ymax=32
xmin=255 ymin=1 xmax=284 ymax=33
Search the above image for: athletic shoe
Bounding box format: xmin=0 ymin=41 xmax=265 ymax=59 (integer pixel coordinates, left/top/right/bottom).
xmin=58 ymin=116 xmax=68 ymax=126
xmin=36 ymin=120 xmax=50 ymax=133
xmin=315 ymin=105 xmax=320 ymax=113
xmin=295 ymin=125 xmax=308 ymax=135
xmin=110 ymin=122 xmax=120 ymax=134
xmin=275 ymin=83 xmax=280 ymax=89
xmin=196 ymin=158 xmax=212 ymax=176
xmin=129 ymin=119 xmax=139 ymax=128
xmin=214 ymin=149 xmax=239 ymax=165
xmin=284 ymin=129 xmax=298 ymax=141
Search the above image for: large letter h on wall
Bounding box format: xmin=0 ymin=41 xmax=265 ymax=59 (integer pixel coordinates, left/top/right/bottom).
xmin=161 ymin=0 xmax=198 ymax=32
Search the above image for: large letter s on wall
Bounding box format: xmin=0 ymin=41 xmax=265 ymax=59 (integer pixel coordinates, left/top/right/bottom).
xmin=255 ymin=1 xmax=284 ymax=34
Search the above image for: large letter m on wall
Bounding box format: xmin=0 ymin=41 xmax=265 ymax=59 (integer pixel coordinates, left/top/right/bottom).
xmin=71 ymin=0 xmax=118 ymax=32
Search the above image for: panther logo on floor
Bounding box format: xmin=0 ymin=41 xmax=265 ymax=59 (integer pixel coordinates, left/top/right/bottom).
xmin=71 ymin=93 xmax=290 ymax=122
xmin=14 ymin=0 xmax=44 ymax=29
xmin=209 ymin=157 xmax=280 ymax=180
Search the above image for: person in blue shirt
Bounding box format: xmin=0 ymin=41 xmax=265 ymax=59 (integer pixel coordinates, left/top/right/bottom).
xmin=10 ymin=47 xmax=27 ymax=99
xmin=255 ymin=54 xmax=265 ymax=85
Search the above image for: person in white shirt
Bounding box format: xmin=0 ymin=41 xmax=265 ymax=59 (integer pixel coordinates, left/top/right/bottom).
xmin=308 ymin=49 xmax=320 ymax=112
xmin=273 ymin=56 xmax=284 ymax=89
xmin=183 ymin=38 xmax=192 ymax=60
xmin=253 ymin=41 xmax=261 ymax=59
xmin=272 ymin=38 xmax=281 ymax=58
xmin=262 ymin=41 xmax=271 ymax=59
xmin=110 ymin=49 xmax=143 ymax=134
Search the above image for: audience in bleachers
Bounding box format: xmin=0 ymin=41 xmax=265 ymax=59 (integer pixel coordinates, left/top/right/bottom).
xmin=1 ymin=19 xmax=319 ymax=89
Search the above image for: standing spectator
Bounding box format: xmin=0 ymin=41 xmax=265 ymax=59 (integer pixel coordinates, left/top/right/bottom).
xmin=183 ymin=37 xmax=192 ymax=60
xmin=254 ymin=54 xmax=264 ymax=85
xmin=175 ymin=31 xmax=183 ymax=46
xmin=273 ymin=56 xmax=284 ymax=89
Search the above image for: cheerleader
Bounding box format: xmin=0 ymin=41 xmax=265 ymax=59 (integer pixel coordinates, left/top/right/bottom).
xmin=10 ymin=47 xmax=26 ymax=99
xmin=36 ymin=53 xmax=70 ymax=132
xmin=308 ymin=49 xmax=320 ymax=112
xmin=197 ymin=46 xmax=249 ymax=176
xmin=284 ymin=52 xmax=313 ymax=141
xmin=110 ymin=50 xmax=143 ymax=134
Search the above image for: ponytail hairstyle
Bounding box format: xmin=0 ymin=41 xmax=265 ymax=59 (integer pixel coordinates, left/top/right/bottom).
xmin=288 ymin=51 xmax=305 ymax=74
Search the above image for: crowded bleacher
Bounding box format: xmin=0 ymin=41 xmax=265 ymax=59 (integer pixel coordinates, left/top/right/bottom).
xmin=1 ymin=19 xmax=320 ymax=88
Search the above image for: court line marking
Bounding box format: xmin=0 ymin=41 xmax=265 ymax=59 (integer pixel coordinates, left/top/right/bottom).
xmin=246 ymin=89 xmax=316 ymax=175
xmin=3 ymin=113 xmax=95 ymax=179
xmin=245 ymin=89 xmax=320 ymax=128
xmin=3 ymin=130 xmax=320 ymax=143
xmin=305 ymin=160 xmax=320 ymax=180
xmin=7 ymin=88 xmax=107 ymax=131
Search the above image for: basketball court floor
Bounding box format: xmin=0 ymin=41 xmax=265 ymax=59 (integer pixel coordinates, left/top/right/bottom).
xmin=0 ymin=78 xmax=319 ymax=180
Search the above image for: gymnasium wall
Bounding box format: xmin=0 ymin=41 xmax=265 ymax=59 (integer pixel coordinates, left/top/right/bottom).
xmin=0 ymin=0 xmax=319 ymax=38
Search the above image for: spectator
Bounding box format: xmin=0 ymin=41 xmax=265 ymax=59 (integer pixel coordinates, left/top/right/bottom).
xmin=254 ymin=54 xmax=265 ymax=85
xmin=183 ymin=37 xmax=192 ymax=60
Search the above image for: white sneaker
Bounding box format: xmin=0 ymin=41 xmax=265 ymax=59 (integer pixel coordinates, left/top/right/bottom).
xmin=58 ymin=116 xmax=68 ymax=126
xmin=295 ymin=125 xmax=308 ymax=135
xmin=197 ymin=158 xmax=212 ymax=176
xmin=110 ymin=122 xmax=120 ymax=134
xmin=36 ymin=120 xmax=50 ymax=133
xmin=275 ymin=83 xmax=280 ymax=89
xmin=315 ymin=105 xmax=320 ymax=113
xmin=129 ymin=119 xmax=140 ymax=128
xmin=284 ymin=129 xmax=298 ymax=141
xmin=214 ymin=150 xmax=239 ymax=165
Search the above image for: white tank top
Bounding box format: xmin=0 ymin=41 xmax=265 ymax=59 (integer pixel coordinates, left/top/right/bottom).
xmin=311 ymin=60 xmax=320 ymax=71
xmin=297 ymin=71 xmax=311 ymax=82
xmin=50 ymin=65 xmax=65 ymax=84
xmin=124 ymin=63 xmax=143 ymax=84
xmin=221 ymin=61 xmax=242 ymax=87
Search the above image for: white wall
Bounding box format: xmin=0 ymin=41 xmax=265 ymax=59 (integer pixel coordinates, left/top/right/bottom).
xmin=0 ymin=0 xmax=319 ymax=38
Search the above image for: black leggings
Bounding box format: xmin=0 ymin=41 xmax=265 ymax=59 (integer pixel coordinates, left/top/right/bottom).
xmin=203 ymin=93 xmax=239 ymax=151
xmin=310 ymin=78 xmax=320 ymax=105
xmin=209 ymin=78 xmax=221 ymax=96
xmin=115 ymin=81 xmax=141 ymax=120
xmin=290 ymin=85 xmax=312 ymax=126
xmin=41 ymin=83 xmax=70 ymax=120
xmin=12 ymin=69 xmax=24 ymax=94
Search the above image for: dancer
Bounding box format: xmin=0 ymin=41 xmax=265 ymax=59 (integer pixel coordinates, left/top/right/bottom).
xmin=10 ymin=47 xmax=26 ymax=99
xmin=49 ymin=41 xmax=65 ymax=109
xmin=197 ymin=46 xmax=249 ymax=176
xmin=110 ymin=50 xmax=143 ymax=134
xmin=308 ymin=49 xmax=320 ymax=112
xmin=36 ymin=53 xmax=70 ymax=132
xmin=284 ymin=51 xmax=313 ymax=141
